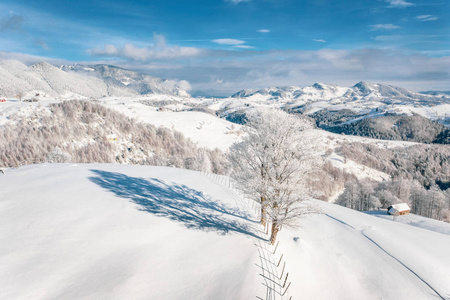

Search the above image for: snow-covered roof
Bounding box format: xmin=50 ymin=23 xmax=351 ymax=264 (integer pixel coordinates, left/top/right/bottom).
xmin=391 ymin=203 xmax=410 ymax=212
xmin=388 ymin=203 xmax=411 ymax=215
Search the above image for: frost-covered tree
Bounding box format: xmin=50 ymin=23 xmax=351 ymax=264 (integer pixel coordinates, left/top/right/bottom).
xmin=229 ymin=109 xmax=316 ymax=243
xmin=337 ymin=180 xmax=380 ymax=211
xmin=46 ymin=147 xmax=72 ymax=163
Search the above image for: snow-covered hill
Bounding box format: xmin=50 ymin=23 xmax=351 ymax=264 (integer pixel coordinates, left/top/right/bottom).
xmin=60 ymin=64 xmax=190 ymax=97
xmin=98 ymin=97 xmax=242 ymax=151
xmin=0 ymin=60 xmax=189 ymax=100
xmin=1 ymin=164 xmax=449 ymax=300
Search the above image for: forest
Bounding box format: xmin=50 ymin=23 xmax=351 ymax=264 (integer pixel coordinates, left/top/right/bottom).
xmin=312 ymin=111 xmax=449 ymax=144
xmin=336 ymin=142 xmax=450 ymax=222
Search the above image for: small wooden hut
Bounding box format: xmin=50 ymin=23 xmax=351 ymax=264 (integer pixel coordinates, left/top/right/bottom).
xmin=387 ymin=203 xmax=410 ymax=216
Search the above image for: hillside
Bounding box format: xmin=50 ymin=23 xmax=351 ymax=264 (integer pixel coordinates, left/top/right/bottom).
xmin=0 ymin=100 xmax=228 ymax=174
xmin=0 ymin=164 xmax=262 ymax=299
xmin=1 ymin=164 xmax=449 ymax=300
xmin=98 ymin=97 xmax=243 ymax=151
xmin=317 ymin=112 xmax=449 ymax=144
xmin=0 ymin=60 xmax=188 ymax=99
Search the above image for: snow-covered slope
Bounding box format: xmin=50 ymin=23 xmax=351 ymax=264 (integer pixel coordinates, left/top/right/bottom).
xmin=0 ymin=60 xmax=189 ymax=99
xmin=1 ymin=164 xmax=449 ymax=300
xmin=365 ymin=210 xmax=450 ymax=236
xmin=0 ymin=164 xmax=262 ymax=300
xmin=280 ymin=200 xmax=450 ymax=300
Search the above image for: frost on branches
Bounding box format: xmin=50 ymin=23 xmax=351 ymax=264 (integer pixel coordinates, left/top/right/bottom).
xmin=229 ymin=109 xmax=317 ymax=243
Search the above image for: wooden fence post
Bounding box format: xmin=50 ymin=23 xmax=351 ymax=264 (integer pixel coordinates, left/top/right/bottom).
xmin=283 ymin=273 xmax=289 ymax=288
xmin=279 ymin=262 xmax=286 ymax=279
xmin=273 ymin=241 xmax=279 ymax=254
xmin=277 ymin=254 xmax=283 ymax=267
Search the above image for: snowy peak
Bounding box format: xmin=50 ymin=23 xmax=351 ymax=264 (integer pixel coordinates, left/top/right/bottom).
xmin=352 ymin=81 xmax=374 ymax=96
xmin=231 ymin=89 xmax=255 ymax=98
xmin=350 ymin=81 xmax=426 ymax=101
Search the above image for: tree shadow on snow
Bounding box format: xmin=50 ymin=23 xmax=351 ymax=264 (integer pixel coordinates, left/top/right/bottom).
xmin=89 ymin=169 xmax=261 ymax=239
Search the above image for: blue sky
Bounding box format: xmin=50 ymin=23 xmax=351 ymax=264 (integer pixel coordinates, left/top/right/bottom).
xmin=0 ymin=0 xmax=449 ymax=96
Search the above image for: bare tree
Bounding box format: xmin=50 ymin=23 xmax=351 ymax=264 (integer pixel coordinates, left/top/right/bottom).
xmin=229 ymin=109 xmax=317 ymax=243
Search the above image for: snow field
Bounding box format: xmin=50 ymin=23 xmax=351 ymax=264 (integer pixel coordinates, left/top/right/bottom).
xmin=99 ymin=98 xmax=242 ymax=151
xmin=3 ymin=164 xmax=450 ymax=299
xmin=0 ymin=164 xmax=262 ymax=300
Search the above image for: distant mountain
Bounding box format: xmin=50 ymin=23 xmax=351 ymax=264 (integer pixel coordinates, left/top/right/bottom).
xmin=228 ymin=82 xmax=450 ymax=143
xmin=231 ymin=81 xmax=448 ymax=106
xmin=0 ymin=60 xmax=189 ymax=99
xmin=60 ymin=63 xmax=189 ymax=97
xmin=420 ymin=91 xmax=450 ymax=97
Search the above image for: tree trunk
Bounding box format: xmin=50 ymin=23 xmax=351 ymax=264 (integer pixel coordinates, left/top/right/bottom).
xmin=260 ymin=196 xmax=267 ymax=226
xmin=270 ymin=220 xmax=280 ymax=244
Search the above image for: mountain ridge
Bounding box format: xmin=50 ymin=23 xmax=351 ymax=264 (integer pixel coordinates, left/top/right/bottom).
xmin=0 ymin=60 xmax=190 ymax=99
xmin=231 ymin=81 xmax=449 ymax=105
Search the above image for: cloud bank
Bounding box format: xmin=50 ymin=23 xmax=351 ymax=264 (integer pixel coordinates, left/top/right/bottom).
xmin=212 ymin=38 xmax=246 ymax=45
xmin=89 ymin=34 xmax=203 ymax=60
xmin=113 ymin=48 xmax=450 ymax=96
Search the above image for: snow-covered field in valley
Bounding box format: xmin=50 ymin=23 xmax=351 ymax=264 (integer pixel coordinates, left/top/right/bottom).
xmin=1 ymin=164 xmax=449 ymax=300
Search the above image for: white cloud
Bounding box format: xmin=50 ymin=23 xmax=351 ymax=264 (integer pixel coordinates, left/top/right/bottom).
xmin=225 ymin=0 xmax=251 ymax=4
xmin=370 ymin=24 xmax=401 ymax=31
xmin=313 ymin=39 xmax=326 ymax=43
xmin=233 ymin=45 xmax=255 ymax=49
xmin=257 ymin=29 xmax=270 ymax=33
xmin=178 ymin=80 xmax=192 ymax=91
xmin=385 ymin=0 xmax=415 ymax=7
xmin=89 ymin=33 xmax=203 ymax=60
xmin=161 ymin=79 xmax=192 ymax=92
xmin=416 ymin=15 xmax=438 ymax=21
xmin=122 ymin=48 xmax=450 ymax=96
xmin=212 ymin=38 xmax=246 ymax=45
